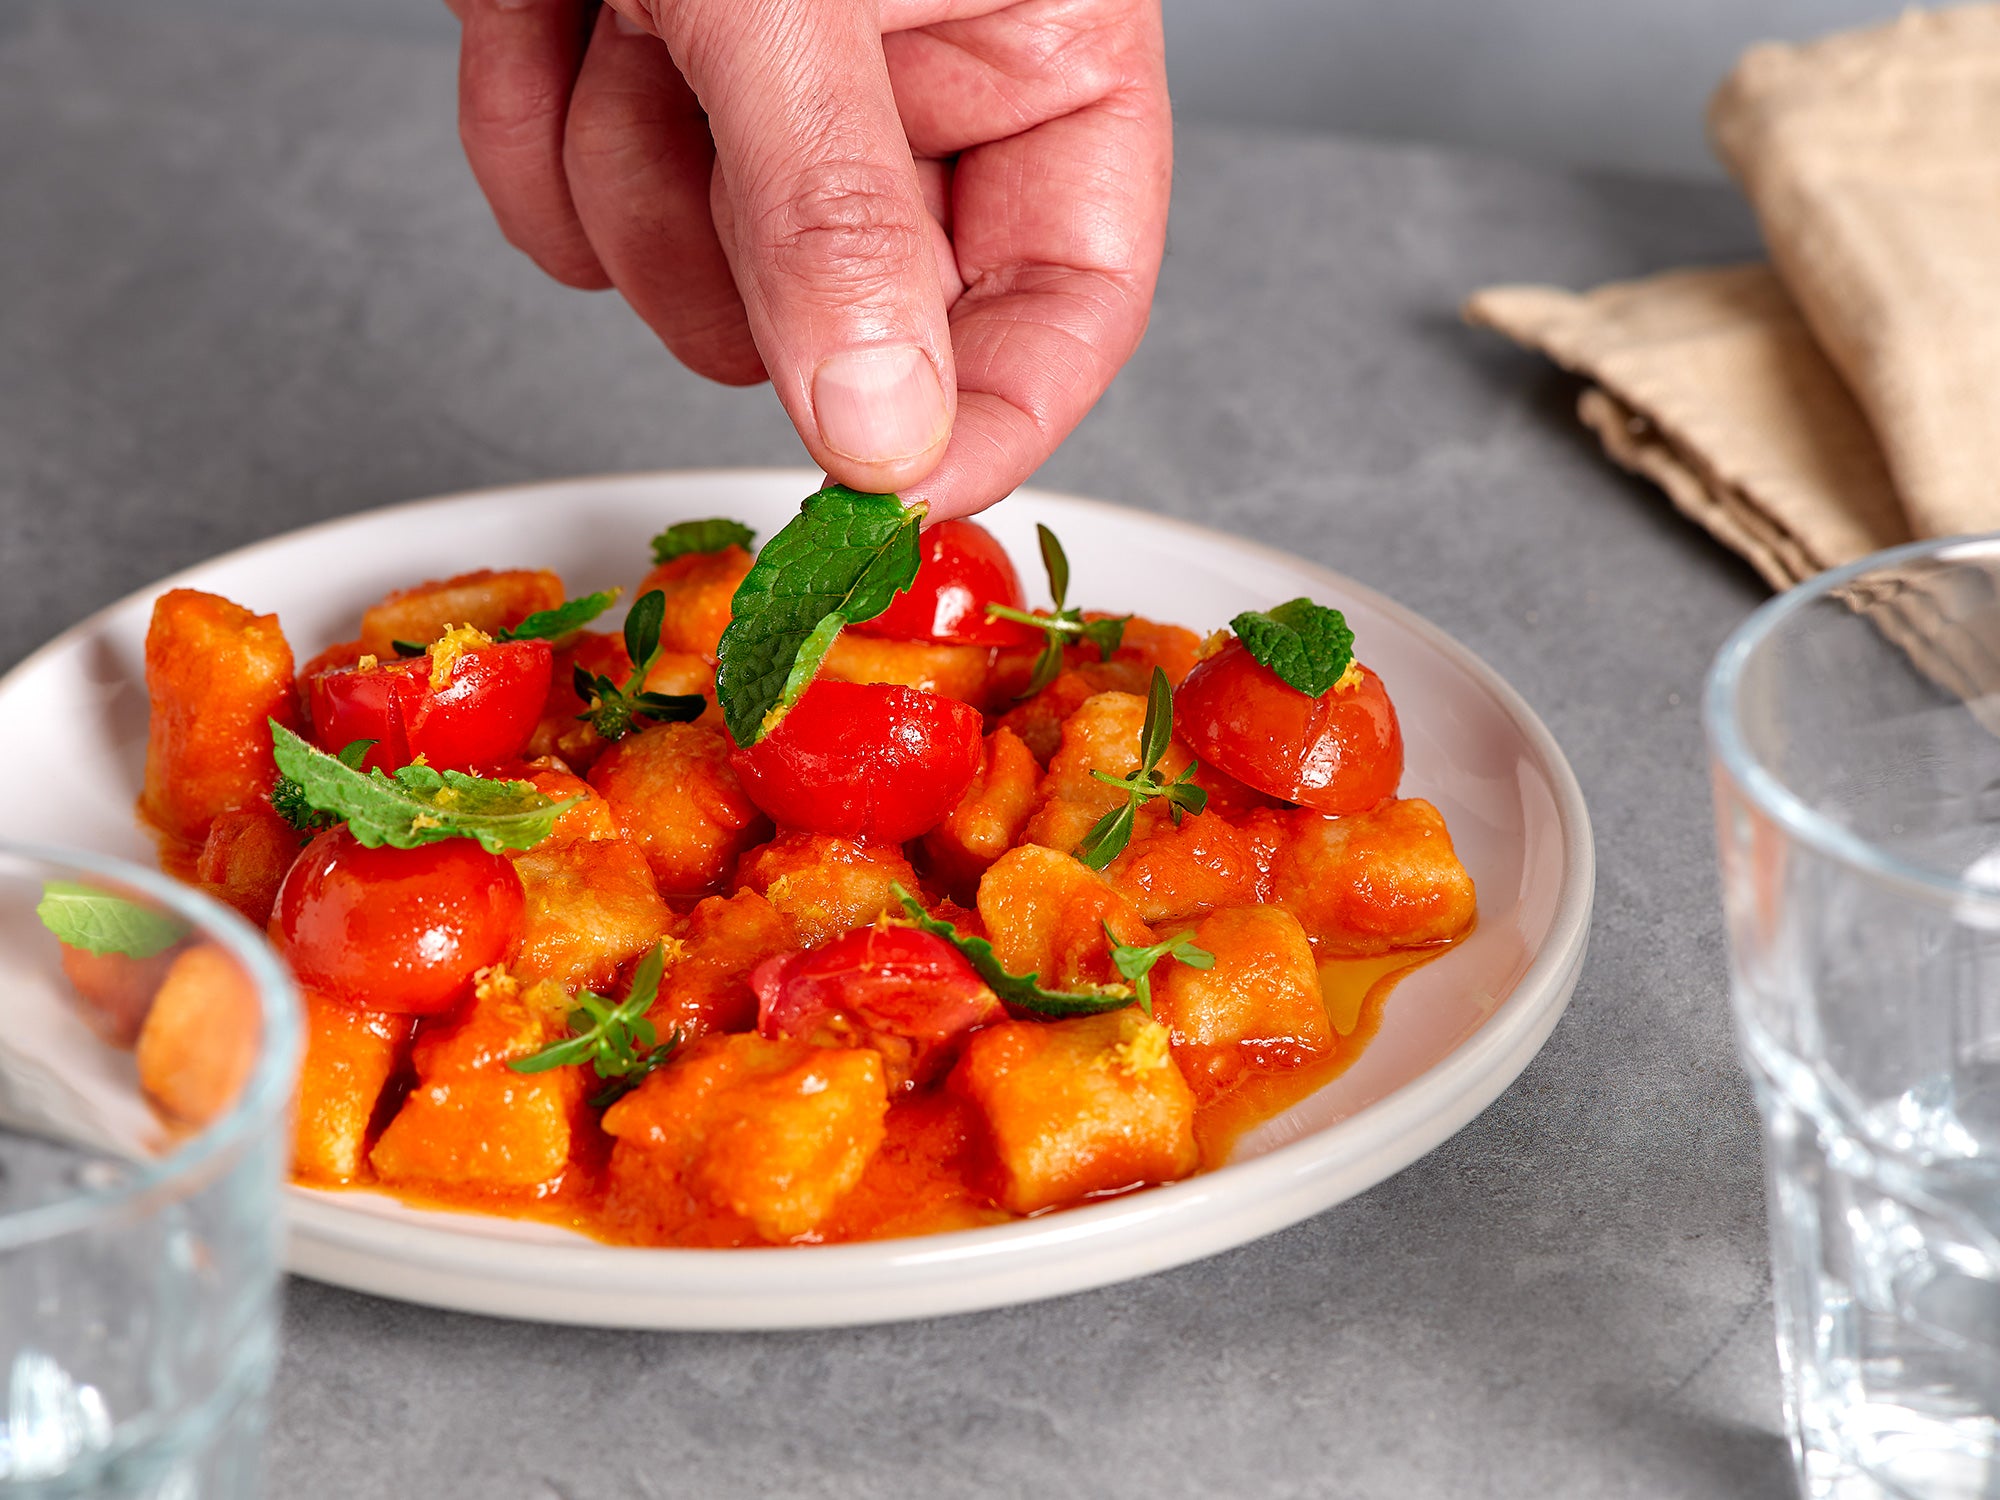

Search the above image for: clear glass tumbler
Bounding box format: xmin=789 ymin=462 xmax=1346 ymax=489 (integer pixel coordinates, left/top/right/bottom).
xmin=0 ymin=843 xmax=299 ymax=1498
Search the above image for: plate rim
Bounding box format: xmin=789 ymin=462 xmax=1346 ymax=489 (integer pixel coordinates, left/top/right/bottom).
xmin=0 ymin=467 xmax=1596 ymax=1329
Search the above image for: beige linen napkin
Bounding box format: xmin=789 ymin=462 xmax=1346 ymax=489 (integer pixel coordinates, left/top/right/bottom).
xmin=1468 ymin=6 xmax=2000 ymax=588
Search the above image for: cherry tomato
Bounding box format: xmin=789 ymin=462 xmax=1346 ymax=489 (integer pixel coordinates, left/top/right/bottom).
xmin=1174 ymin=639 xmax=1403 ymax=814
xmin=275 ymin=827 xmax=525 ymax=1014
xmin=728 ymin=679 xmax=982 ymax=843
xmin=752 ymin=924 xmax=1002 ymax=1089
xmin=849 ymin=520 xmax=1042 ymax=647
xmin=307 ymin=639 xmax=551 ymax=773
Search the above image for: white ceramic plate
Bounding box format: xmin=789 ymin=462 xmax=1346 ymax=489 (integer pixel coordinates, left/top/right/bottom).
xmin=0 ymin=469 xmax=1592 ymax=1329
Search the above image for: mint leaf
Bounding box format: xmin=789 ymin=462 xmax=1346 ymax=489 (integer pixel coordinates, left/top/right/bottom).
xmin=651 ymin=518 xmax=756 ymax=566
xmin=1230 ymin=597 xmax=1356 ymax=698
xmin=714 ymin=485 xmax=924 ymax=745
xmin=498 ymin=589 xmax=619 ymax=643
xmin=37 ymin=882 xmax=188 ymax=959
xmin=892 ymin=885 xmax=1135 ymax=1018
xmin=270 ymin=722 xmax=574 ymax=854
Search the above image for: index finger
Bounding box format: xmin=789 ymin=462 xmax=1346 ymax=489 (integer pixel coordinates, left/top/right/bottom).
xmin=901 ymin=82 xmax=1171 ymax=520
xmin=631 ymin=0 xmax=959 ymax=496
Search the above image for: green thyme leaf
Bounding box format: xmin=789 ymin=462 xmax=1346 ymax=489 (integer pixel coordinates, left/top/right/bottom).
xmin=390 ymin=639 xmax=428 ymax=658
xmin=508 ymin=942 xmax=682 ymax=1105
xmin=1230 ymin=597 xmax=1356 ymax=698
xmin=1137 ymin=666 xmax=1174 ymax=768
xmin=573 ymin=589 xmax=704 ymax=741
xmin=713 ymin=485 xmax=925 ymax=745
xmin=622 ymin=588 xmax=664 ymax=668
xmin=1038 ymin=523 xmax=1070 ymax=609
xmin=1075 ymin=802 xmax=1136 ymax=872
xmin=984 ymin=525 xmax=1129 ymax=697
xmin=1075 ymin=668 xmax=1207 ymax=869
xmin=650 ymin=518 xmax=756 ymax=566
xmin=498 ymin=589 xmax=620 ymax=643
xmin=892 ymin=885 xmax=1135 ymax=1018
xmin=269 ymin=722 xmax=574 ymax=853
xmin=1103 ymin=922 xmax=1214 ymax=1016
xmin=36 ymin=883 xmax=188 ymax=959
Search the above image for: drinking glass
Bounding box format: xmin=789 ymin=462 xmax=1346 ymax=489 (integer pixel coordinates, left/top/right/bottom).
xmin=0 ymin=843 xmax=299 ymax=1498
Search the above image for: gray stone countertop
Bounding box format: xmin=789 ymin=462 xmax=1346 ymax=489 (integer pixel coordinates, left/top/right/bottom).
xmin=0 ymin=4 xmax=1791 ymax=1497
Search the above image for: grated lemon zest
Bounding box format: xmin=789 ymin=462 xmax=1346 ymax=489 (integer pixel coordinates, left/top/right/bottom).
xmin=1331 ymin=660 xmax=1365 ymax=693
xmin=427 ymin=623 xmax=494 ymax=691
xmin=1096 ymin=1012 xmax=1171 ymax=1075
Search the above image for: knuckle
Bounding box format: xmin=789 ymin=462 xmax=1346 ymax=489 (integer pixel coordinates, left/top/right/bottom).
xmin=758 ymin=160 xmax=931 ymax=294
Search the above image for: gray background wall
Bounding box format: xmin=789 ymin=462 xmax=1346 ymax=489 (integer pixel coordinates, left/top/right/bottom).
xmin=182 ymin=0 xmax=1913 ymax=177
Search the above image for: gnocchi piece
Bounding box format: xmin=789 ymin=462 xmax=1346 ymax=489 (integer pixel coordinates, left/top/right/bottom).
xmin=513 ymin=759 xmax=623 ymax=843
xmin=1268 ymin=799 xmax=1477 ymax=954
xmin=370 ymin=969 xmax=582 ymax=1189
xmin=633 ymin=544 xmax=754 ymax=662
xmin=509 ymin=836 xmax=673 ymax=993
xmin=920 ymin=728 xmax=1040 ymax=901
xmin=603 ymin=1032 xmax=888 ymax=1243
xmin=59 ymin=943 xmax=175 ymax=1048
xmin=135 ymin=943 xmax=262 ymax=1127
xmin=820 ymin=633 xmax=993 ymax=706
xmin=589 ymin=721 xmax=771 ymax=898
xmin=293 ymin=991 xmax=412 ymax=1183
xmin=1020 ymin=690 xmax=1195 ymax=857
xmin=195 ymin=802 xmax=305 ymax=926
xmin=735 ymin=832 xmax=918 ymax=948
xmin=1154 ymin=906 xmax=1331 ymax=1079
xmin=976 ymin=844 xmax=1153 ymax=992
xmin=650 ymin=889 xmax=794 ymax=1040
xmin=952 ymin=1010 xmax=1198 ymax=1214
xmin=141 ymin=589 xmax=300 ymax=843
xmin=358 ymin=568 xmax=564 ymax=660
xmin=1103 ymin=810 xmax=1265 ymax=925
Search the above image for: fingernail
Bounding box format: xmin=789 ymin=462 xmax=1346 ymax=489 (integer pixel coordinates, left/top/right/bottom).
xmin=490 ymin=0 xmax=539 ymax=11
xmin=812 ymin=347 xmax=949 ymax=466
xmin=610 ymin=8 xmax=648 ymax=35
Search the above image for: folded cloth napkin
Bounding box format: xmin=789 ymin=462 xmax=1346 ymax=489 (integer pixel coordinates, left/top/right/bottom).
xmin=1467 ymin=6 xmax=2000 ymax=589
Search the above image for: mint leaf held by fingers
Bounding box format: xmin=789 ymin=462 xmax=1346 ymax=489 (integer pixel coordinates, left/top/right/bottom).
xmin=892 ymin=885 xmax=1136 ymax=1018
xmin=1230 ymin=598 xmax=1356 ymax=698
xmin=498 ymin=588 xmax=620 ymax=643
xmin=713 ymin=485 xmax=925 ymax=745
xmin=37 ymin=883 xmax=188 ymax=959
xmin=1075 ymin=667 xmax=1207 ymax=870
xmin=985 ymin=524 xmax=1130 ymax=698
xmin=650 ymin=518 xmax=756 ymax=566
xmin=269 ymin=722 xmax=576 ymax=853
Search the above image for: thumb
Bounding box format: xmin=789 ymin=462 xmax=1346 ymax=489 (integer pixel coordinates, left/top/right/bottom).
xmin=642 ymin=0 xmax=955 ymax=495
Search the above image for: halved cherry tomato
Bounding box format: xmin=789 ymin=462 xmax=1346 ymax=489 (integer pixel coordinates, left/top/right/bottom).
xmin=849 ymin=520 xmax=1042 ymax=647
xmin=728 ymin=679 xmax=981 ymax=843
xmin=1174 ymin=639 xmax=1402 ymax=814
xmin=752 ymin=924 xmax=1002 ymax=1090
xmin=307 ymin=639 xmax=551 ymax=773
xmin=275 ymin=827 xmax=525 ymax=1015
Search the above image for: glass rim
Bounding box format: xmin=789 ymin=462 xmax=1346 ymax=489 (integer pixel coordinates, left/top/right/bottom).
xmin=0 ymin=840 xmax=301 ymax=1250
xmin=1704 ymin=529 xmax=2000 ymax=912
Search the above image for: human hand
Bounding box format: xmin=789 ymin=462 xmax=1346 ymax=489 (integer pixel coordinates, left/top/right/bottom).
xmin=446 ymin=0 xmax=1170 ymax=520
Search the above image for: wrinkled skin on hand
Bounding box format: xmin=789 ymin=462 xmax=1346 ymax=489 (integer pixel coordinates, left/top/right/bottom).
xmin=444 ymin=0 xmax=1171 ymax=519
